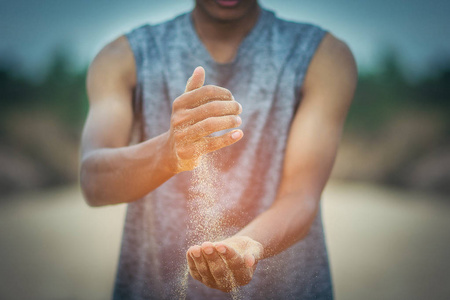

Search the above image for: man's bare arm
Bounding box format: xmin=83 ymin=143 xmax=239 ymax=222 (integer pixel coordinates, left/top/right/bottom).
xmin=186 ymin=33 xmax=357 ymax=291
xmin=80 ymin=37 xmax=243 ymax=206
xmin=80 ymin=36 xmax=172 ymax=206
xmin=235 ymin=33 xmax=357 ymax=257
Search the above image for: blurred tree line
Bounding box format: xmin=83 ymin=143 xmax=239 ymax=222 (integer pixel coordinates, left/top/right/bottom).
xmin=0 ymin=49 xmax=449 ymax=195
xmin=0 ymin=51 xmax=88 ymax=134
xmin=347 ymin=51 xmax=450 ymax=134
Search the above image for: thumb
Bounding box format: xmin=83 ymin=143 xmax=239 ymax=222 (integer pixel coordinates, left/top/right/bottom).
xmin=244 ymin=241 xmax=264 ymax=268
xmin=185 ymin=66 xmax=205 ymax=93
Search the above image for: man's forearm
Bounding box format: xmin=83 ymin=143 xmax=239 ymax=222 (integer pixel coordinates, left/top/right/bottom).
xmin=80 ymin=132 xmax=175 ymax=206
xmin=236 ymin=190 xmax=320 ymax=259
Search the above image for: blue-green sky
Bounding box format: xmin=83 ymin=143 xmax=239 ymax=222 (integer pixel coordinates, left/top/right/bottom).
xmin=1 ymin=0 xmax=449 ymax=78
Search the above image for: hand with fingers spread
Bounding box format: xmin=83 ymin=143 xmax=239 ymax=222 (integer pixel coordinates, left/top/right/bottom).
xmin=166 ymin=66 xmax=243 ymax=173
xmin=186 ymin=236 xmax=264 ymax=292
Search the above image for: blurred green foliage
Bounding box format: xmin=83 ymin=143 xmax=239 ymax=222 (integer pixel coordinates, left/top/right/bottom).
xmin=0 ymin=50 xmax=88 ymax=137
xmin=347 ymin=50 xmax=450 ymax=135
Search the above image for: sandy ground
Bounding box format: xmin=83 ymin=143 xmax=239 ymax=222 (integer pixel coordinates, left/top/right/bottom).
xmin=0 ymin=180 xmax=449 ymax=300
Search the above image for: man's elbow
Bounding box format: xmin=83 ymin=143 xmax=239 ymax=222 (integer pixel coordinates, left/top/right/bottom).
xmin=82 ymin=191 xmax=105 ymax=207
xmin=79 ymin=163 xmax=110 ymax=207
xmin=80 ymin=173 xmax=101 ymax=207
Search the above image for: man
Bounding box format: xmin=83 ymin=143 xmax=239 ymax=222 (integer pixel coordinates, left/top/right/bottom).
xmin=80 ymin=0 xmax=356 ymax=299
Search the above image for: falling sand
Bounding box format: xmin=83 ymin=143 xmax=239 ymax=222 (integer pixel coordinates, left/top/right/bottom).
xmin=175 ymin=153 xmax=242 ymax=299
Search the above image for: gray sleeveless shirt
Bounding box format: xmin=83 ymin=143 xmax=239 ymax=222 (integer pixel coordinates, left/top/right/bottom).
xmin=114 ymin=8 xmax=332 ymax=300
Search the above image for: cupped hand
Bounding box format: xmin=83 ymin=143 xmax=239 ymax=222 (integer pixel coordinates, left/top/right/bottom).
xmin=186 ymin=236 xmax=264 ymax=292
xmin=166 ymin=66 xmax=243 ymax=173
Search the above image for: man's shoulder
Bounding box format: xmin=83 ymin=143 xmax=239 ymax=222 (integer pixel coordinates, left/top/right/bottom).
xmin=302 ymin=32 xmax=357 ymax=100
xmin=87 ymin=35 xmax=136 ymax=93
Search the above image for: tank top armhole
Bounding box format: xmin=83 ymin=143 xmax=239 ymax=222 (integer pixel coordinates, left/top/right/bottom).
xmin=125 ymin=24 xmax=152 ymax=144
xmin=293 ymin=25 xmax=328 ymax=106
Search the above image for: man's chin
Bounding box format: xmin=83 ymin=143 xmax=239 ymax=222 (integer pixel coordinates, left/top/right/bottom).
xmin=196 ymin=0 xmax=257 ymax=23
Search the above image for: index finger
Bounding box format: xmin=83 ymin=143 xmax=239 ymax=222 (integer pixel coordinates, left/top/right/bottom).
xmin=186 ymin=249 xmax=202 ymax=282
xmin=181 ymin=85 xmax=234 ymax=109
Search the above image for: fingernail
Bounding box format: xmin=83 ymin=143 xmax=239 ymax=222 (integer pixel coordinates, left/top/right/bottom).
xmin=231 ymin=131 xmax=242 ymax=140
xmin=217 ymin=246 xmax=226 ymax=254
xmin=247 ymin=255 xmax=255 ymax=267
xmin=192 ymin=249 xmax=201 ymax=258
xmin=236 ymin=116 xmax=242 ymax=125
xmin=204 ymin=247 xmax=213 ymax=255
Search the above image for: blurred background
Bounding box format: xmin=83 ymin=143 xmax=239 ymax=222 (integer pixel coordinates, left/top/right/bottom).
xmin=0 ymin=0 xmax=449 ymax=299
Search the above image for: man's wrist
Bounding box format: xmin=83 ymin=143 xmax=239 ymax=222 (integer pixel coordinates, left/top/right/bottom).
xmin=157 ymin=131 xmax=180 ymax=175
xmin=227 ymin=235 xmax=265 ymax=261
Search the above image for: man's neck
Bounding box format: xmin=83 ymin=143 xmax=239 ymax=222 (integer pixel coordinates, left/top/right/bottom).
xmin=191 ymin=5 xmax=260 ymax=63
